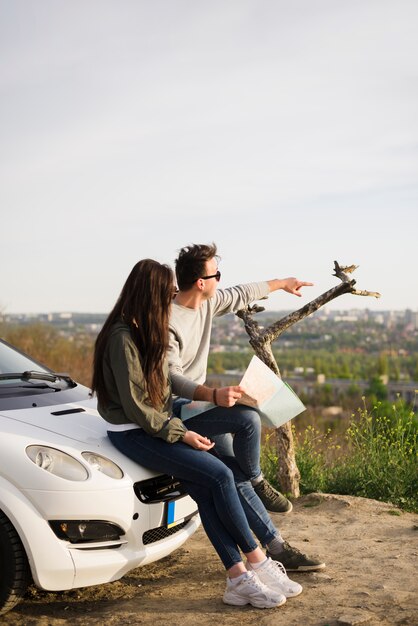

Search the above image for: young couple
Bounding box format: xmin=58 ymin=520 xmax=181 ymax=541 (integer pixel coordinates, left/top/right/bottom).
xmin=92 ymin=244 xmax=325 ymax=610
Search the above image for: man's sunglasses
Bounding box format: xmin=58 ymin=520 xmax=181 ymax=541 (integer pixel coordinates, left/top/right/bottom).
xmin=201 ymin=271 xmax=221 ymax=282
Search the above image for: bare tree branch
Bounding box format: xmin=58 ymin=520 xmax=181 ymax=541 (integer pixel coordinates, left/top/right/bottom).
xmin=263 ymin=281 xmax=353 ymax=345
xmin=238 ymin=261 xmax=381 ymax=349
xmin=351 ymin=289 xmax=381 ymax=298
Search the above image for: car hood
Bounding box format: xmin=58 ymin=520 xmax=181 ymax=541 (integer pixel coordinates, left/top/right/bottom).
xmin=0 ymin=397 xmax=109 ymax=445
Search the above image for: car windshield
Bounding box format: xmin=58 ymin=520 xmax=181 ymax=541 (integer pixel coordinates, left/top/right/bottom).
xmin=0 ymin=340 xmax=51 ymax=377
xmin=0 ymin=339 xmax=89 ymax=409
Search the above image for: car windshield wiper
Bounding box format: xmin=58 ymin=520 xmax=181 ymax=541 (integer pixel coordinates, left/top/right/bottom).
xmin=0 ymin=371 xmax=77 ymax=387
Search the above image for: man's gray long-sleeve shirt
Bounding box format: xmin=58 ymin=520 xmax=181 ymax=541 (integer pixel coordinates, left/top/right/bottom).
xmin=168 ymin=282 xmax=270 ymax=399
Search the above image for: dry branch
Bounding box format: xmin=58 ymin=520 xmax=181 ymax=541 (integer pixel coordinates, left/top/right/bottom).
xmin=236 ymin=261 xmax=380 ymax=496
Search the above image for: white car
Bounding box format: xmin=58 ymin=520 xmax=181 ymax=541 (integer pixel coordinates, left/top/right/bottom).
xmin=0 ymin=338 xmax=200 ymax=615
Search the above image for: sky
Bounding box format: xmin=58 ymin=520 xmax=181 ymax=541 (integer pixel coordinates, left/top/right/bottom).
xmin=1 ymin=0 xmax=417 ymax=314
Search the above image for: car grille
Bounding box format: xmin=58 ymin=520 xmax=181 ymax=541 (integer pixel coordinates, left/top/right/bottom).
xmin=134 ymin=474 xmax=186 ymax=503
xmin=142 ymin=518 xmax=192 ymax=545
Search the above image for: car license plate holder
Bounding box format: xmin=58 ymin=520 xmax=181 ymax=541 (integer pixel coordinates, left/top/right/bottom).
xmin=165 ymin=498 xmax=188 ymax=528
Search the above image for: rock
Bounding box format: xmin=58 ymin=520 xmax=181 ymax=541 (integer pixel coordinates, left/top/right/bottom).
xmin=311 ymin=573 xmax=332 ymax=581
xmin=337 ymin=612 xmax=372 ymax=625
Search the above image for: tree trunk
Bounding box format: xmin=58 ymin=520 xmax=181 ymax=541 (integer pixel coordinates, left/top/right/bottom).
xmin=236 ymin=262 xmax=380 ymax=496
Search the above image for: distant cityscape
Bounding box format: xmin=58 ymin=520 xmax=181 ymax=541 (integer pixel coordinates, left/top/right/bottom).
xmin=2 ymin=307 xmax=418 ymax=335
xmin=2 ymin=307 xmax=417 ymax=362
xmin=1 ymin=308 xmax=417 ymax=407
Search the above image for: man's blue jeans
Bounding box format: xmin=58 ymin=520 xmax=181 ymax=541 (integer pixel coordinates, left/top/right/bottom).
xmin=173 ymin=400 xmax=278 ymax=546
xmin=107 ymin=428 xmax=258 ymax=569
xmin=184 ymin=404 xmax=262 ymax=482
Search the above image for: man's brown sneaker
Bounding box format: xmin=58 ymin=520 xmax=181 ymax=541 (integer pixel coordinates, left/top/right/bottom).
xmin=253 ymin=479 xmax=293 ymax=513
xmin=267 ymin=542 xmax=326 ymax=572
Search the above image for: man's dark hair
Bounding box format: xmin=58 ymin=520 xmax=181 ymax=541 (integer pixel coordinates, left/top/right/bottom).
xmin=175 ymin=243 xmax=219 ymax=291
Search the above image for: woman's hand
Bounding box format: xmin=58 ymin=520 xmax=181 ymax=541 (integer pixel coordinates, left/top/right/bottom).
xmin=216 ymin=385 xmax=244 ymax=407
xmin=182 ymin=430 xmax=215 ymax=451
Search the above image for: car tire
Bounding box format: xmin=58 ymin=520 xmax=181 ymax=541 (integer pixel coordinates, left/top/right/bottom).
xmin=0 ymin=510 xmax=31 ymax=615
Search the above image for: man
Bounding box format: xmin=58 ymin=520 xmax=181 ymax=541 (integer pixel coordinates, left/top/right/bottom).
xmin=168 ymin=243 xmax=325 ymax=572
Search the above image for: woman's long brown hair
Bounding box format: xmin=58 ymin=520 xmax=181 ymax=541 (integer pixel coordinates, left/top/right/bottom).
xmin=91 ymin=259 xmax=174 ymax=410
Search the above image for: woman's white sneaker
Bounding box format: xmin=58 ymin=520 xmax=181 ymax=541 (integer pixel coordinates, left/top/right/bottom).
xmin=247 ymin=557 xmax=303 ymax=598
xmin=223 ymin=571 xmax=286 ymax=609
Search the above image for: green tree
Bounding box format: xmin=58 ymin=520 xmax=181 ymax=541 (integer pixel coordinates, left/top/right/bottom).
xmin=208 ymin=353 xmax=225 ymax=375
xmin=366 ymin=376 xmax=388 ymax=403
xmin=376 ymin=352 xmax=388 ymax=377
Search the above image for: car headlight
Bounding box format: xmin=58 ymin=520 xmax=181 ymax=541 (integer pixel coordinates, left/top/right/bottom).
xmin=26 ymin=446 xmax=88 ymax=481
xmin=81 ymin=452 xmax=124 ymax=479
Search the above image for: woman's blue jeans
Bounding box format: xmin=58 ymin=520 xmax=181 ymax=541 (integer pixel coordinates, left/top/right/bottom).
xmin=173 ymin=400 xmax=278 ymax=547
xmin=107 ymin=428 xmax=258 ymax=570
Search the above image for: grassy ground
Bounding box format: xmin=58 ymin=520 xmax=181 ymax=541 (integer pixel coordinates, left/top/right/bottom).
xmin=262 ymin=398 xmax=418 ymax=513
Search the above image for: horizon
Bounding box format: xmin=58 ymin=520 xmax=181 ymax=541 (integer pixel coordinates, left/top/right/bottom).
xmin=3 ymin=306 xmax=416 ymax=317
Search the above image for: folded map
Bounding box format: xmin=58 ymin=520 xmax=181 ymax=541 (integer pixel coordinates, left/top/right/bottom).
xmin=238 ymin=355 xmax=306 ymax=428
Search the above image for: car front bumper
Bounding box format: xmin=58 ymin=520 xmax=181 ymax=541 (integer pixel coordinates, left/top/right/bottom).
xmin=2 ymin=476 xmax=200 ymax=591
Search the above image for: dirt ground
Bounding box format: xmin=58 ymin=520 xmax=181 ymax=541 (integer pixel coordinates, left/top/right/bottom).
xmin=1 ymin=493 xmax=417 ymax=626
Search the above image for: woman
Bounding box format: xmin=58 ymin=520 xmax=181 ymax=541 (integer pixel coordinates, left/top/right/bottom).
xmin=92 ymin=259 xmax=301 ymax=608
